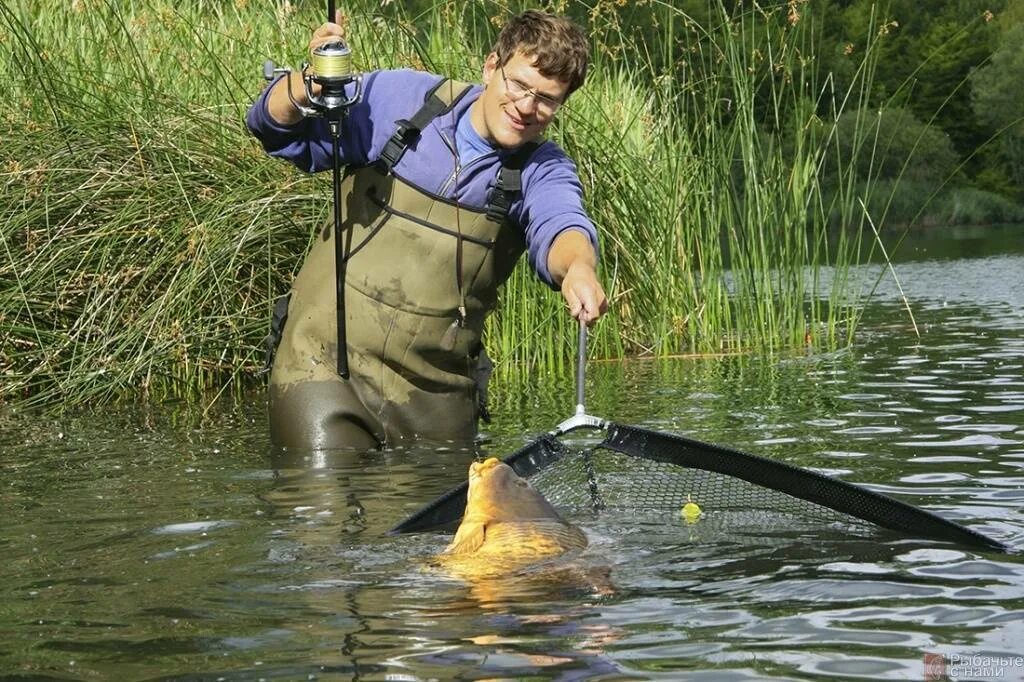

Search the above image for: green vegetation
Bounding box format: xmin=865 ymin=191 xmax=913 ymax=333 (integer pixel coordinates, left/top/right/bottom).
xmin=1 ymin=0 xmax=1019 ymax=409
xmin=811 ymin=0 xmax=1024 ymax=225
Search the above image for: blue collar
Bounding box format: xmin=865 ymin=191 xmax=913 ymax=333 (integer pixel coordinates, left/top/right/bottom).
xmin=454 ymin=104 xmax=496 ymax=165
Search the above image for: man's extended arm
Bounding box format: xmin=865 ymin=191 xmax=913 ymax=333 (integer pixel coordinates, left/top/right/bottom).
xmin=547 ymin=229 xmax=608 ymax=324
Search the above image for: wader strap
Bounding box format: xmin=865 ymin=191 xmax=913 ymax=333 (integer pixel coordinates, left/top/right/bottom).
xmin=440 ymin=142 xmax=539 ymax=350
xmin=485 ymin=141 xmax=541 ymax=222
xmin=377 ymin=78 xmax=473 ymax=173
xmin=262 ymin=292 xmax=291 ymax=374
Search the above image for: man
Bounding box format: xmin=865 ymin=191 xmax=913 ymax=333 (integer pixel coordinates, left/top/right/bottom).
xmin=247 ymin=10 xmax=608 ymax=450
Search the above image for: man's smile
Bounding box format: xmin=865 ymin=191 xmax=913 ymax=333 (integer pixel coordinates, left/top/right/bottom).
xmin=504 ymin=108 xmax=526 ymax=130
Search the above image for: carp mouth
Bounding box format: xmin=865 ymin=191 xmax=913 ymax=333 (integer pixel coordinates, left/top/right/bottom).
xmin=468 ymin=458 xmax=527 ymax=496
xmin=468 ymin=457 xmax=502 ymax=483
xmin=464 ymin=457 xmax=562 ymax=523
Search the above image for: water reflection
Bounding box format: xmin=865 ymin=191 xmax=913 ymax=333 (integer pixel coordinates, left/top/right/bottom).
xmin=2 ymin=250 xmax=1024 ymax=678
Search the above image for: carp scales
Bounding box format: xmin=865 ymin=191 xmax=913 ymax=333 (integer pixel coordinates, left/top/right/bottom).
xmin=440 ymin=457 xmax=587 ymax=575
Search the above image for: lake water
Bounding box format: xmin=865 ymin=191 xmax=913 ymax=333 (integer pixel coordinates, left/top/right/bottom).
xmin=2 ymin=227 xmax=1023 ymax=680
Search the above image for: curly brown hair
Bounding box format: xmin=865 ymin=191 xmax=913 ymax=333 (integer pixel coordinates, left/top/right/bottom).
xmin=492 ymin=10 xmax=590 ymax=96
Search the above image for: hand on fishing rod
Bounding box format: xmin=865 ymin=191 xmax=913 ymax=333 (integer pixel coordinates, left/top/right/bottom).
xmin=266 ymin=10 xmax=347 ymax=125
xmin=309 ymin=9 xmax=347 ymax=66
xmin=549 ymin=230 xmax=608 ymax=326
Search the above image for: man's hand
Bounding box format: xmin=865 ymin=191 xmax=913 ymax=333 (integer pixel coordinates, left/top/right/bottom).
xmin=309 ymin=10 xmax=347 ymax=57
xmin=266 ymin=10 xmax=347 ymax=125
xmin=547 ymin=229 xmax=608 ymax=324
xmin=561 ymin=260 xmax=607 ymax=324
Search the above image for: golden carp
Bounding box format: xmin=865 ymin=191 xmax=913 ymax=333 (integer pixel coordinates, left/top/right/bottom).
xmin=441 ymin=457 xmax=587 ymax=575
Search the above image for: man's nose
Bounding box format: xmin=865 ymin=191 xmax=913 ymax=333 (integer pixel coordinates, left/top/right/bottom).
xmin=514 ymin=95 xmax=539 ymax=116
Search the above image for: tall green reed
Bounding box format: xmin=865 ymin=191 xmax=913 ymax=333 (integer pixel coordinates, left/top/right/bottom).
xmin=1 ymin=0 xmax=315 ymax=406
xmin=2 ymin=0 xmax=886 ymax=409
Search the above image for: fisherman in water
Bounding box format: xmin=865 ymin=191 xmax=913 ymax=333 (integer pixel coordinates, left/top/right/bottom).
xmin=247 ymin=10 xmax=608 ymax=449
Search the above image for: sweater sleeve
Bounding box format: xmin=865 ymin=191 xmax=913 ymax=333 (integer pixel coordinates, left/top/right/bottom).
xmin=512 ymin=143 xmax=599 ymax=288
xmin=245 ymin=70 xmax=439 ymax=173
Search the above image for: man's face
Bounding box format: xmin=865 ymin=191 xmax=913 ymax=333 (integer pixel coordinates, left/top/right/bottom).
xmin=472 ymin=50 xmax=570 ymax=149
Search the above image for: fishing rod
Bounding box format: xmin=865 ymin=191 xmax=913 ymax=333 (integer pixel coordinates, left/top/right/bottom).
xmin=263 ymin=0 xmax=361 ymax=378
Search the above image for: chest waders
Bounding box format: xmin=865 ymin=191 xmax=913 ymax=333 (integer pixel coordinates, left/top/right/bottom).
xmin=268 ymin=79 xmax=537 ymax=449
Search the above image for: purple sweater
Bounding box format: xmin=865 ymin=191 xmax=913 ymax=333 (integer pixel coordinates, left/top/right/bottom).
xmin=245 ymin=68 xmax=598 ymax=287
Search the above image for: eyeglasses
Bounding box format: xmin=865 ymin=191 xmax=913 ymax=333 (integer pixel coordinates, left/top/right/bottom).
xmin=499 ymin=67 xmax=563 ymax=116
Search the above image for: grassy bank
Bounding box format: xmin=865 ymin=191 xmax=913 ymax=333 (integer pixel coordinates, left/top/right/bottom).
xmin=1 ymin=0 xmax=887 ymax=408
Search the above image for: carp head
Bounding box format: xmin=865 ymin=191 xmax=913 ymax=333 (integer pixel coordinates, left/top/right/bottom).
xmin=444 ymin=457 xmax=570 ymax=555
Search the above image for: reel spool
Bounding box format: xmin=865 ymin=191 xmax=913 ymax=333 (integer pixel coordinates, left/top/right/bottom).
xmin=263 ymin=38 xmax=361 ymax=123
xmin=308 ymin=40 xmax=358 ymax=112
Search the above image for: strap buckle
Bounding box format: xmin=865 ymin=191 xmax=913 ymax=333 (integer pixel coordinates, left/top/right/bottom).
xmin=377 ymin=118 xmax=417 ymax=172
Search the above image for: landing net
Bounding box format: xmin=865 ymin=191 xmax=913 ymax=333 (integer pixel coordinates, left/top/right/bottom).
xmin=389 ymin=424 xmax=1008 ymax=553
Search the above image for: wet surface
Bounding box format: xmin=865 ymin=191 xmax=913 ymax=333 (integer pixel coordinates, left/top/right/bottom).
xmin=2 ymin=241 xmax=1023 ymax=680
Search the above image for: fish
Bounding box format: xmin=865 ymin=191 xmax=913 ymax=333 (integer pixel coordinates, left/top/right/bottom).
xmin=441 ymin=457 xmax=587 ymax=573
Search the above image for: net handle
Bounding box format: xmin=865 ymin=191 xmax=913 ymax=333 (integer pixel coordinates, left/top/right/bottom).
xmin=575 ymin=318 xmax=586 ymax=408
xmin=553 ymin=319 xmax=608 ymax=434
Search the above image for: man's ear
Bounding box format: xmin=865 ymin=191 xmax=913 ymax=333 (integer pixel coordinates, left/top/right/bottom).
xmin=482 ymin=52 xmax=499 ymax=85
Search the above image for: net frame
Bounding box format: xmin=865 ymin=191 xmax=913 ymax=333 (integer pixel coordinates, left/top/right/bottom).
xmin=387 ymin=424 xmax=1007 ymax=552
xmin=388 ymin=324 xmax=1009 ymax=553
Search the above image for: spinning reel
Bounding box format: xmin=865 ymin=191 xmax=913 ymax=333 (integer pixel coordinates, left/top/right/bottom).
xmin=262 ymin=37 xmax=361 ymax=134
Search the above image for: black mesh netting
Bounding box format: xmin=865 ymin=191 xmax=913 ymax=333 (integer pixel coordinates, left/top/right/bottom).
xmin=527 ymin=445 xmax=858 ymax=526
xmin=388 ymin=423 xmax=1007 ymax=552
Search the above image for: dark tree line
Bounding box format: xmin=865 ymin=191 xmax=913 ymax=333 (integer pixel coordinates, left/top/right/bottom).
xmin=387 ymin=1 xmax=1023 ymax=223
xmin=817 ymin=0 xmax=1022 ymax=204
